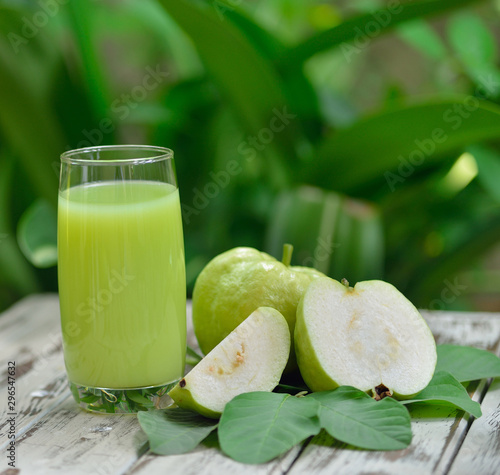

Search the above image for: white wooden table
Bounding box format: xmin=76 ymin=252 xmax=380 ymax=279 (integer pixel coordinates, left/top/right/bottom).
xmin=1 ymin=294 xmax=499 ymax=475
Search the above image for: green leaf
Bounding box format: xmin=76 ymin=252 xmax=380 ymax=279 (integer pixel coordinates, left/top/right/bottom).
xmin=17 ymin=199 xmax=57 ymax=268
xmin=265 ymin=186 xmax=384 ymax=282
xmin=0 ymin=156 xmax=39 ymax=298
xmin=221 ymin=7 xmax=286 ymax=60
xmin=222 ymin=8 xmax=321 ymax=144
xmin=310 ymin=98 xmax=500 ymax=195
xmin=66 ymin=1 xmax=115 ymax=123
xmin=329 ymin=195 xmax=384 ymax=282
xmin=436 ymin=344 xmax=500 ymax=382
xmin=126 ymin=391 xmax=155 ymax=407
xmin=124 ymin=0 xmax=202 ymax=78
xmin=138 ymin=408 xmax=218 ymax=456
xmin=265 ymin=186 xmax=342 ymax=273
xmin=278 ymin=0 xmax=482 ymax=67
xmin=309 ymin=387 xmax=412 ymax=451
xmin=158 ymin=0 xmax=301 ymax=187
xmin=447 ymin=12 xmax=499 ymax=88
xmin=407 ymin=212 xmax=500 ymax=304
xmin=79 ymin=395 xmax=101 ymax=404
xmin=401 ymin=371 xmax=482 ymax=418
xmin=218 ymin=392 xmax=321 ymax=464
xmin=186 ymin=345 xmax=203 ymax=366
xmin=0 ymin=46 xmax=63 ymax=205
xmin=397 ymin=19 xmax=447 ymax=60
xmin=469 ymin=144 xmax=500 ymax=204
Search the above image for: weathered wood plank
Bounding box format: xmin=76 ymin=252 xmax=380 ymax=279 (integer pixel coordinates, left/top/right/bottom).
xmin=422 ymin=310 xmax=500 ymax=351
xmin=0 ymin=295 xmax=70 ymax=449
xmin=448 ymin=377 xmax=500 ymax=475
xmin=287 ymin=311 xmax=500 ymax=475
xmin=446 ymin=321 xmax=500 ymax=475
xmin=432 ymin=312 xmax=500 ymax=475
xmin=0 ymin=355 xmax=69 ymax=448
xmin=0 ymin=294 xmax=61 ymax=389
xmin=126 ymin=443 xmax=302 ymax=475
xmin=1 ymin=296 xmax=500 ymax=475
xmin=12 ymin=397 xmax=146 ymax=475
xmin=432 ymin=378 xmax=488 ymax=475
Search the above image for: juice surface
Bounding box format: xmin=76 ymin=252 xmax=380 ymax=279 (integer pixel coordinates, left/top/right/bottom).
xmin=58 ymin=180 xmax=186 ymax=389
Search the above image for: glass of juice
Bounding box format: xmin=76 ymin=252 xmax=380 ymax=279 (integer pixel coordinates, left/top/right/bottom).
xmin=57 ymin=145 xmax=186 ymax=413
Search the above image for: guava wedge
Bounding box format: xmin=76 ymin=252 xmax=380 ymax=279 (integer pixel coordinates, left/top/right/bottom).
xmin=169 ymin=307 xmax=290 ymax=418
xmin=295 ymin=277 xmax=437 ymax=398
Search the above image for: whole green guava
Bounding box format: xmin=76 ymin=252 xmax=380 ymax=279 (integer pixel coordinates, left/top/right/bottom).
xmin=192 ymin=245 xmax=324 ymax=372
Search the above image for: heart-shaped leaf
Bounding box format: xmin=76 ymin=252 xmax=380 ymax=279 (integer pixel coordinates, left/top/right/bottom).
xmin=138 ymin=408 xmax=218 ymax=455
xmin=436 ymin=344 xmax=500 ymax=382
xmin=309 ymin=386 xmax=412 ymax=451
xmin=401 ymin=371 xmax=482 ymax=418
xmin=218 ymin=391 xmax=321 ymax=464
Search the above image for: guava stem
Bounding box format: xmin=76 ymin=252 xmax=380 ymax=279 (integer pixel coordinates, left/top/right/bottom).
xmin=341 ymin=278 xmax=350 ymax=288
xmin=282 ymin=244 xmax=293 ymax=267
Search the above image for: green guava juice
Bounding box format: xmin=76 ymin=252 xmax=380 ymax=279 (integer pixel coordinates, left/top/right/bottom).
xmin=58 ymin=181 xmax=186 ymax=389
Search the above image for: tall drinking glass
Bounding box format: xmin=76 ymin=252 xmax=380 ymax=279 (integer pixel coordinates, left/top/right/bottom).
xmin=58 ymin=145 xmax=186 ymax=413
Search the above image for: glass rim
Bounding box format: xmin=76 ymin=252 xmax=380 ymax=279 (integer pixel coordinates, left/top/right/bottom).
xmin=60 ymin=145 xmax=173 ymax=165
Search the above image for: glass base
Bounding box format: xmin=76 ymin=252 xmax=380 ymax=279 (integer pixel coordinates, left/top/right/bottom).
xmin=69 ymin=380 xmax=180 ymax=414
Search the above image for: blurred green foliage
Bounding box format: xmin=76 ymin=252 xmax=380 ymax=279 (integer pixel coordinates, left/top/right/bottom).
xmin=1 ymin=0 xmax=500 ymax=312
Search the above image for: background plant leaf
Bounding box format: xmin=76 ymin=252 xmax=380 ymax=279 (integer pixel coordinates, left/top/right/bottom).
xmin=405 ymin=211 xmax=500 ymax=304
xmin=222 ymin=7 xmax=322 ymax=145
xmin=447 ymin=11 xmax=500 ymax=92
xmin=397 ymin=19 xmax=447 ymax=60
xmin=436 ymin=344 xmax=500 ymax=382
xmin=0 ymin=156 xmax=39 ymax=303
xmin=218 ymin=391 xmax=321 ymax=464
xmin=469 ymin=144 xmax=500 ymax=204
xmin=17 ymin=199 xmax=57 ymax=268
xmin=0 ymin=45 xmax=63 ymax=205
xmin=309 ymin=387 xmax=412 ymax=451
xmin=158 ymin=0 xmax=302 ymax=187
xmin=138 ymin=408 xmax=218 ymax=456
xmin=309 ymin=98 xmax=500 ymax=195
xmin=66 ymin=1 xmax=114 ymax=125
xmin=278 ymin=0 xmax=482 ymax=67
xmin=401 ymin=371 xmax=482 ymax=417
xmin=265 ymin=186 xmax=384 ymax=283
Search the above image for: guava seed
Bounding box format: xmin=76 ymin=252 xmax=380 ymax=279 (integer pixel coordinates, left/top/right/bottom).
xmin=373 ymin=384 xmax=392 ymax=401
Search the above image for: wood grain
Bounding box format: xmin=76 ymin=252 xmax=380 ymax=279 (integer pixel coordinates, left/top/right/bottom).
xmin=448 ymin=377 xmax=500 ymax=475
xmin=0 ymin=294 xmax=61 ymax=388
xmin=12 ymin=397 xmax=145 ymax=475
xmin=0 ymin=295 xmax=68 ymax=450
xmin=1 ymin=295 xmax=499 ymax=475
xmin=126 ymin=441 xmax=303 ymax=475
